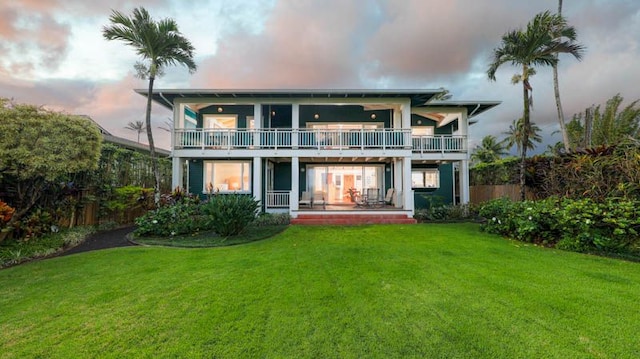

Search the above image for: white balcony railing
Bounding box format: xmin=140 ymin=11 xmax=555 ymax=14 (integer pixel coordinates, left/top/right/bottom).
xmin=265 ymin=191 xmax=290 ymax=208
xmin=174 ymin=128 xmax=465 ymax=153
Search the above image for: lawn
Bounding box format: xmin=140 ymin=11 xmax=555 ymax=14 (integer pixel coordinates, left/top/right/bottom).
xmin=1 ymin=223 xmax=639 ymax=358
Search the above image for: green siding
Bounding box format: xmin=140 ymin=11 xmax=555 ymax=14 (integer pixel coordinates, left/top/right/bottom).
xmin=273 ymin=163 xmax=291 ymax=190
xmin=188 ymin=160 xmax=204 ymax=197
xmin=413 ymin=163 xmax=454 ymax=208
xmin=300 ymin=105 xmax=391 ymax=127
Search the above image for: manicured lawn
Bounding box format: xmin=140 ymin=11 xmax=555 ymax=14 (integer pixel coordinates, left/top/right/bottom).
xmin=1 ymin=223 xmax=639 ymax=358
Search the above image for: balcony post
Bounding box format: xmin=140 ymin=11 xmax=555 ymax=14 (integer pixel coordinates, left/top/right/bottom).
xmin=292 ymin=104 xmax=299 ymax=149
xmin=172 ymin=156 xmax=182 ymax=191
xmin=253 ymin=104 xmax=262 ymax=149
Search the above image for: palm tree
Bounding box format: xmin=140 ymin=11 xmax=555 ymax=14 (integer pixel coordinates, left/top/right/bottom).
xmin=487 ymin=10 xmax=583 ymax=200
xmin=550 ymin=1 xmax=585 ymax=152
xmin=103 ymin=7 xmax=196 ymax=202
xmin=125 ymin=120 xmax=146 ymax=143
xmin=471 ymin=135 xmax=508 ymax=164
xmin=503 ymin=118 xmax=542 ymax=154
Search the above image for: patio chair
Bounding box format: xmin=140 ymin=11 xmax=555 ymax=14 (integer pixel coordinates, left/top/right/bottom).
xmin=299 ymin=191 xmax=312 ymax=208
xmin=365 ymin=188 xmax=380 ymax=207
xmin=312 ymin=191 xmax=326 ymax=209
xmin=379 ymin=188 xmax=395 ymax=207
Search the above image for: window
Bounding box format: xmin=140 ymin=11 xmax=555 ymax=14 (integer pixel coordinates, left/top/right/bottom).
xmin=203 ymin=115 xmax=237 ymax=129
xmin=204 ymin=161 xmax=251 ymax=193
xmin=412 ymin=169 xmax=440 ymax=188
xmin=411 ymin=126 xmax=434 ymax=136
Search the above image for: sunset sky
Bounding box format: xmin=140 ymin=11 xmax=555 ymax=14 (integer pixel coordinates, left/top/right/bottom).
xmin=1 ymin=0 xmax=638 ymax=152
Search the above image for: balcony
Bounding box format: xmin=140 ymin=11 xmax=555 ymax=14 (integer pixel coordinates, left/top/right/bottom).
xmin=174 ymin=128 xmax=465 ymax=153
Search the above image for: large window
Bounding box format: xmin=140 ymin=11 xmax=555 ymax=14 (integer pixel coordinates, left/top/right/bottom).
xmin=203 ymin=115 xmax=237 ymax=129
xmin=204 ymin=161 xmax=251 ymax=193
xmin=412 ymin=169 xmax=440 ymax=188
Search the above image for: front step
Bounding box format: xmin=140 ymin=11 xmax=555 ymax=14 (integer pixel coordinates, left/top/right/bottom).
xmin=291 ymin=214 xmax=417 ymax=225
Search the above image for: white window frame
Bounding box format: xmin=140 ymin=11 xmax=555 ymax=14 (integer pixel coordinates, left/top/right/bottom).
xmin=412 ymin=169 xmax=440 ymax=188
xmin=203 ymin=115 xmax=237 ymax=129
xmin=411 ymin=126 xmax=435 ymax=136
xmin=203 ymin=160 xmax=251 ymax=194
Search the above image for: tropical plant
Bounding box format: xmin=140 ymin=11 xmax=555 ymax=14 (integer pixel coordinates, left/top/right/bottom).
xmin=550 ymin=1 xmax=585 ymax=152
xmin=0 ymin=99 xmax=102 ymax=231
xmin=503 ymin=118 xmax=542 ymax=154
xmin=125 ymin=120 xmax=146 ymax=143
xmin=471 ymin=135 xmax=508 ymax=164
xmin=487 ymin=10 xmax=584 ymax=200
xmin=103 ymin=7 xmax=197 ymax=203
xmin=202 ymin=194 xmax=260 ymax=237
xmin=566 ymin=94 xmax=640 ymax=149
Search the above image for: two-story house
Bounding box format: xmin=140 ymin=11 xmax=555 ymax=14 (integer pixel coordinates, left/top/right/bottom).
xmin=137 ymin=89 xmax=499 ymax=224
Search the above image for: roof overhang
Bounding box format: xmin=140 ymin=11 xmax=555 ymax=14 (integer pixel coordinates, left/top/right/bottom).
xmin=416 ymin=101 xmax=501 ymax=118
xmin=135 ymin=89 xmax=445 ymax=110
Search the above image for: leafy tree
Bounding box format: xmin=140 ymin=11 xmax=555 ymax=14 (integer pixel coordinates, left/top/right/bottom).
xmin=125 ymin=120 xmax=146 ymax=143
xmin=0 ymin=99 xmax=102 ymax=228
xmin=103 ymin=7 xmax=196 ymax=203
xmin=550 ymin=1 xmax=585 ymax=152
xmin=487 ymin=10 xmax=584 ymax=200
xmin=567 ymin=94 xmax=640 ymax=149
xmin=471 ymin=135 xmax=508 ymax=164
xmin=503 ymin=118 xmax=542 ymax=154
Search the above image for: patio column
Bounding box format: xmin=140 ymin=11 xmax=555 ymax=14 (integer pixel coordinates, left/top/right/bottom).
xmin=403 ymin=156 xmax=414 ymax=215
xmin=460 ymin=159 xmax=470 ymax=204
xmin=393 ymin=158 xmax=402 ymax=208
xmin=291 ymin=157 xmax=300 ymax=216
xmin=172 ymin=156 xmax=182 ymax=190
xmin=292 ymin=104 xmax=299 ymax=148
xmin=253 ymin=157 xmax=262 ymax=207
xmin=401 ymin=100 xmax=411 ymax=130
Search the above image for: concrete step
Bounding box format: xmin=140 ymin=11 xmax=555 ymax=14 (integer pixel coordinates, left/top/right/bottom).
xmin=291 ymin=214 xmax=417 ymax=225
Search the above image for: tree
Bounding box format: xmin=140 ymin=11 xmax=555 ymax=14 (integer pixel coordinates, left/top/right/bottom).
xmin=566 ymin=94 xmax=640 ymax=149
xmin=0 ymin=99 xmax=102 ymax=229
xmin=503 ymin=118 xmax=542 ymax=154
xmin=103 ymin=7 xmax=196 ymax=203
xmin=471 ymin=135 xmax=508 ymax=164
xmin=550 ymin=1 xmax=585 ymax=152
xmin=487 ymin=10 xmax=584 ymax=200
xmin=125 ymin=120 xmax=146 ymax=143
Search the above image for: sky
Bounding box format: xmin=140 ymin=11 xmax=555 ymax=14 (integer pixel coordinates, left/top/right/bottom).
xmin=1 ymin=0 xmax=639 ymax=153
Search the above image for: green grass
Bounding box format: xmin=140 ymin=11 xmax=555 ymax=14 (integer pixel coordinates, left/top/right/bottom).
xmin=1 ymin=223 xmax=639 ymax=358
xmin=132 ymin=224 xmax=288 ymax=247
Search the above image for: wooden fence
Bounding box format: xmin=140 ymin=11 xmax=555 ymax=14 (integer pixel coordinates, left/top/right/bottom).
xmin=470 ymin=185 xmax=536 ymax=204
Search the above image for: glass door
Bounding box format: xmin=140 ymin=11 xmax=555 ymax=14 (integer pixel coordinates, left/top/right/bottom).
xmin=307 ymin=165 xmax=384 ymax=204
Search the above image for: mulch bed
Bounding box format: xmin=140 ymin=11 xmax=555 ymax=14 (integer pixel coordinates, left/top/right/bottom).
xmin=60 ymin=226 xmax=136 ymax=256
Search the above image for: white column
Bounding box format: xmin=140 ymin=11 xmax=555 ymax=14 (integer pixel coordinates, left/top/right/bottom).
xmin=460 ymin=159 xmax=470 ymax=204
xmin=403 ymin=156 xmax=414 ymax=215
xmin=290 ymin=157 xmax=300 ymax=216
xmin=401 ymin=100 xmax=412 ymax=129
xmin=393 ymin=158 xmax=402 ymax=208
xmin=253 ymin=103 xmax=262 ymax=148
xmin=253 ymin=157 xmax=262 ymax=206
xmin=458 ymin=107 xmax=469 ymax=151
xmin=172 ymin=156 xmax=182 ymax=190
xmin=292 ymin=103 xmax=299 ymax=148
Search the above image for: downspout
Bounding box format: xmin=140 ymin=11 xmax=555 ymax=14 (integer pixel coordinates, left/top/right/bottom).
xmin=468 ymin=104 xmax=481 ymax=119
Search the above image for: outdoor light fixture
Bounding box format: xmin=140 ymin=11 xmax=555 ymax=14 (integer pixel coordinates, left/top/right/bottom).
xmin=314 ymin=113 xmax=320 ymax=119
xmin=271 ymin=111 xmax=276 ymax=116
xmin=370 ymin=113 xmax=377 ymax=120
xmin=217 ymin=107 xmax=223 ymax=113
xmin=417 ymin=119 xmax=422 ymax=125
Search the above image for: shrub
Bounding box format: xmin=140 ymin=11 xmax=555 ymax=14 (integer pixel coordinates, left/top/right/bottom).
xmin=415 ymin=204 xmax=478 ymax=222
xmin=253 ymin=213 xmax=290 ymax=226
xmin=202 ymin=194 xmax=260 ymax=237
xmin=479 ymin=197 xmax=640 ymax=254
xmin=134 ymin=201 xmax=208 ymax=237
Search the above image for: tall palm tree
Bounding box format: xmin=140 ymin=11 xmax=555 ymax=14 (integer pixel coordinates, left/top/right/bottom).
xmin=487 ymin=10 xmax=583 ymax=200
xmin=503 ymin=118 xmax=542 ymax=154
xmin=103 ymin=7 xmax=196 ymax=202
xmin=125 ymin=120 xmax=146 ymax=143
xmin=550 ymin=1 xmax=585 ymax=152
xmin=471 ymin=135 xmax=508 ymax=164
